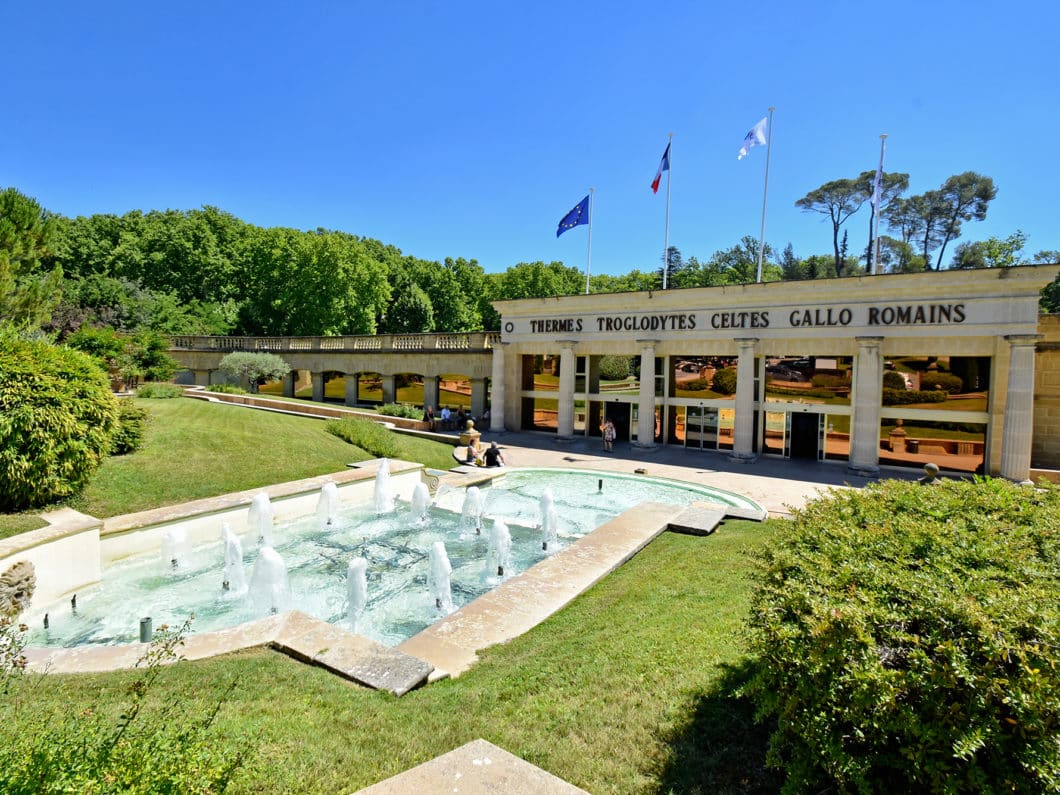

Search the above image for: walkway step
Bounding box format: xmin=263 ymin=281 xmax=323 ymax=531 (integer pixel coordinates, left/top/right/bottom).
xmin=355 ymin=738 xmax=589 ymax=794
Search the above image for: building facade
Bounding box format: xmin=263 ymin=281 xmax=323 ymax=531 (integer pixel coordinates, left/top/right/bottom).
xmin=489 ymin=267 xmax=1060 ymax=481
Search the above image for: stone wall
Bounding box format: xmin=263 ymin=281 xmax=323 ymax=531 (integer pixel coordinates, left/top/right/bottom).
xmin=1033 ymin=314 xmax=1060 ymax=472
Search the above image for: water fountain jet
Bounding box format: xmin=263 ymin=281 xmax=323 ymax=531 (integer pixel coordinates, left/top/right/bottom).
xmin=374 ymin=459 xmax=395 ymax=514
xmin=461 ymin=486 xmax=485 ymax=535
xmin=221 ymin=522 xmax=247 ymax=596
xmin=428 ymin=541 xmax=454 ymax=612
xmin=249 ymin=492 xmax=274 ymax=547
xmin=540 ymin=488 xmax=559 ymax=552
xmin=486 ymin=520 xmax=512 ymax=580
xmin=411 ymin=482 xmax=431 ymax=525
xmin=346 ymin=557 xmax=368 ymax=631
xmin=317 ymin=482 xmax=340 ymax=527
xmin=249 ymin=547 xmax=290 ymax=616
xmin=161 ymin=526 xmax=192 ymax=572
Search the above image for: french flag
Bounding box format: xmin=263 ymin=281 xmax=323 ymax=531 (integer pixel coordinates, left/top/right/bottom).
xmin=651 ymin=142 xmax=671 ymax=194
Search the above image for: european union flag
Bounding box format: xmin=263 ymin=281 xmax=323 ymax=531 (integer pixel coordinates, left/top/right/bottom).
xmin=556 ymin=194 xmax=590 ymax=237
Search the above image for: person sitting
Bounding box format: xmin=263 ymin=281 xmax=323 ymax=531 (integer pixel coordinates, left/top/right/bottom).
xmin=483 ymin=442 xmax=505 ymax=467
xmin=440 ymin=406 xmax=451 ymax=429
xmin=464 ymin=441 xmax=480 ymax=465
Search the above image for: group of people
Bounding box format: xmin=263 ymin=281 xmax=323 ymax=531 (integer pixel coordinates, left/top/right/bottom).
xmin=423 ymin=405 xmax=490 ymax=432
xmin=464 ymin=440 xmax=505 ymax=467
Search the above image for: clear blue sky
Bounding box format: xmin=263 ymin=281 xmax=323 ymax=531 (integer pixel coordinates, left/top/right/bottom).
xmin=5 ymin=1 xmax=1058 ymax=276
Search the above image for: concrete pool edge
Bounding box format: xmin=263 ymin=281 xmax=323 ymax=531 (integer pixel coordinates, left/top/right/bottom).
xmin=16 ymin=468 xmax=762 ymax=690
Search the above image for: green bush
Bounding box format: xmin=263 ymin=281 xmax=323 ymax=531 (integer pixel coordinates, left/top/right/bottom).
xmin=207 ymin=383 xmax=248 ymax=395
xmin=598 ymin=355 xmax=632 ymax=381
xmin=217 ymin=351 xmax=290 ymax=394
xmin=711 ymin=367 xmax=738 ymax=395
xmin=325 ymin=417 xmax=398 ymax=458
xmin=921 ymin=371 xmax=964 ymax=394
xmin=883 ymin=388 xmax=948 ymax=405
xmin=0 ymin=327 xmax=119 ymax=511
xmin=136 ymin=382 xmax=184 ymax=399
xmin=883 ymin=370 xmax=907 ymax=390
xmin=379 ymin=402 xmax=421 ymax=419
xmin=680 ymin=378 xmax=711 ymax=391
xmin=110 ymin=399 xmax=149 ymax=455
xmin=811 ymin=373 xmax=848 ymax=389
xmin=746 ymin=478 xmax=1060 ymax=793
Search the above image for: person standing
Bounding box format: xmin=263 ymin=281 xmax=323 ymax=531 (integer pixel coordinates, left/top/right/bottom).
xmin=601 ymin=418 xmax=616 ymax=452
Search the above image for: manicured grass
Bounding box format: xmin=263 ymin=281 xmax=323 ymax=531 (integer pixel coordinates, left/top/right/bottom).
xmin=0 ymin=512 xmax=48 ymax=540
xmin=8 ymin=520 xmax=779 ymax=794
xmin=62 ymin=399 xmax=454 ymax=519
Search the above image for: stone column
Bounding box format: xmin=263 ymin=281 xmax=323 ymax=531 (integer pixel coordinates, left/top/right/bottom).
xmin=634 ymin=341 xmax=658 ymax=448
xmin=281 ymin=370 xmax=297 ymax=398
xmin=730 ymin=338 xmax=758 ymax=462
xmin=557 ymin=342 xmax=577 ymax=439
xmin=311 ymin=372 xmax=326 ymax=403
xmin=193 ymin=369 xmax=211 ymax=387
xmin=490 ymin=343 xmax=506 ymax=433
xmin=1000 ymin=334 xmax=1042 ymax=483
xmin=344 ymin=374 xmax=358 ymax=406
xmin=380 ymin=374 xmax=396 ymax=405
xmin=422 ymin=375 xmax=440 ymax=413
xmin=848 ymin=336 xmax=884 ymax=477
xmin=469 ymin=377 xmax=487 ymax=420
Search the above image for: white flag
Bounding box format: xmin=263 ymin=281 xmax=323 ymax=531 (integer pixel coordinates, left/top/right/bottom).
xmin=869 ymin=142 xmax=886 ymax=210
xmin=737 ymin=117 xmax=768 ymax=160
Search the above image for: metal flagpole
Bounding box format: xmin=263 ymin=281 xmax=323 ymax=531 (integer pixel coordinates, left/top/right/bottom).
xmin=663 ymin=132 xmax=673 ymax=290
xmin=755 ymin=106 xmax=775 ymax=284
xmin=585 ymin=187 xmax=594 ymax=295
xmin=873 ymin=134 xmax=888 ymax=275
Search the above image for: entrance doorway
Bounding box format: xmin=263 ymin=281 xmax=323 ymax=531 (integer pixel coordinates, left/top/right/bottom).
xmin=604 ymin=403 xmax=631 ymax=443
xmin=790 ymin=412 xmax=820 ymax=460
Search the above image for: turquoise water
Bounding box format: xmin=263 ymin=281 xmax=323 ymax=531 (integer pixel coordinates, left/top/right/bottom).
xmin=26 ymin=468 xmax=760 ymax=649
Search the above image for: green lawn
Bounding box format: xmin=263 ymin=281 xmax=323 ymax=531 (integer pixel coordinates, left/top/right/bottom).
xmin=5 ymin=520 xmax=779 ymax=794
xmin=0 ymin=398 xmax=459 ymax=533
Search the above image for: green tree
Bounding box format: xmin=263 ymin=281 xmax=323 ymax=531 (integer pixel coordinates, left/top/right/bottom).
xmin=379 ymin=277 xmax=435 ymax=333
xmin=931 ymin=172 xmax=998 ymax=270
xmin=856 ymin=170 xmax=909 ymax=272
xmin=481 ymin=261 xmax=585 ymax=328
xmin=0 ymin=188 xmax=63 ymax=329
xmin=952 ymin=230 xmax=1028 ymax=269
xmin=217 ymin=351 xmax=291 ymax=393
xmin=795 ymin=178 xmax=867 ymax=276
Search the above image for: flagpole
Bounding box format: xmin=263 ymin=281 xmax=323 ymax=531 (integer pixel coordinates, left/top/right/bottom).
xmin=755 ymin=106 xmax=775 ymax=284
xmin=873 ymin=134 xmax=887 ymax=275
xmin=663 ymin=132 xmax=673 ymax=290
xmin=585 ymin=187 xmax=594 ymax=295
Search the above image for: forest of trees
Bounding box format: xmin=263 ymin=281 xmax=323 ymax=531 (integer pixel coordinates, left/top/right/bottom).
xmin=2 ymin=176 xmax=1059 ymax=343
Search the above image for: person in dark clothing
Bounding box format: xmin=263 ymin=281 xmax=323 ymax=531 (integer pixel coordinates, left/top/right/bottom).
xmin=483 ymin=442 xmax=505 ymax=467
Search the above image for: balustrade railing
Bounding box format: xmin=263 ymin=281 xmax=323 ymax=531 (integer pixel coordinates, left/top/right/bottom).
xmin=168 ymin=332 xmax=500 ymax=353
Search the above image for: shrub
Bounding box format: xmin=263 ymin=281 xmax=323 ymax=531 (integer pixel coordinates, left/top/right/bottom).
xmin=746 ymin=478 xmax=1060 ymax=793
xmin=136 ymin=382 xmax=184 ymax=399
xmin=679 ymin=378 xmax=711 ymax=391
xmin=883 ymin=370 xmax=907 ymax=390
xmin=0 ymin=327 xmax=119 ymax=511
xmin=110 ymin=399 xmax=149 ymax=455
xmin=711 ymin=367 xmax=738 ymax=395
xmin=811 ymin=373 xmax=848 ymax=389
xmin=883 ymin=387 xmax=948 ymax=405
xmin=326 ymin=417 xmax=398 ymax=458
xmin=379 ymin=402 xmax=421 ymax=419
xmin=598 ymin=355 xmax=632 ymax=381
xmin=921 ymin=371 xmax=964 ymax=394
xmin=207 ymin=383 xmax=248 ymax=395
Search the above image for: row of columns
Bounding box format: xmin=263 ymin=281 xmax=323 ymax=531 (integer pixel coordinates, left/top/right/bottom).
xmin=491 ymin=334 xmax=1041 ymax=482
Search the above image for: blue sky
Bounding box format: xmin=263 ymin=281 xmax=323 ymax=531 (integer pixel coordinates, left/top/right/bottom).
xmin=5 ymin=1 xmax=1058 ymax=276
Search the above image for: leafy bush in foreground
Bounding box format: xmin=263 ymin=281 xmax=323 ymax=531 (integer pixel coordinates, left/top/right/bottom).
xmin=326 ymin=416 xmax=398 ymax=459
xmin=746 ymin=478 xmax=1060 ymax=793
xmin=0 ymin=327 xmax=119 ymax=511
xmin=110 ymin=399 xmax=149 ymax=455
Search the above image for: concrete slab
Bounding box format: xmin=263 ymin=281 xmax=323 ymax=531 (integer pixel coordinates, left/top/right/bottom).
xmin=355 ymin=738 xmax=589 ymax=794
xmin=271 ymin=612 xmax=432 ymax=696
xmin=667 ymin=506 xmax=726 ymax=536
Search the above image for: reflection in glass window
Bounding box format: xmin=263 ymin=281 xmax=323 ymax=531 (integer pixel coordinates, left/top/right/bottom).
xmin=671 ymin=356 xmax=737 ymax=400
xmin=879 ymin=419 xmax=985 ymax=473
xmin=764 ymin=355 xmax=851 ymax=406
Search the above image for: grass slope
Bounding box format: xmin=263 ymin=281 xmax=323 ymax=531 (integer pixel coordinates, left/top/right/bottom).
xmin=10 ymin=521 xmax=779 ymax=794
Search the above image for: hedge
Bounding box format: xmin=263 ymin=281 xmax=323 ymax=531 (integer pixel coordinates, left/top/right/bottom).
xmin=883 ymin=388 xmax=948 ymax=405
xmin=921 ymin=371 xmax=964 ymax=394
xmin=746 ymin=478 xmax=1060 ymax=793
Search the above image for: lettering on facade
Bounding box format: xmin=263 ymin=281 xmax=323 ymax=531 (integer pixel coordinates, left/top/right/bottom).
xmin=594 ymin=314 xmax=697 ymax=332
xmin=711 ymin=311 xmax=769 ymax=329
xmin=521 ymin=303 xmax=968 ymax=336
xmin=867 ymin=303 xmax=966 ymax=326
xmin=789 ymin=307 xmax=853 ymax=327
